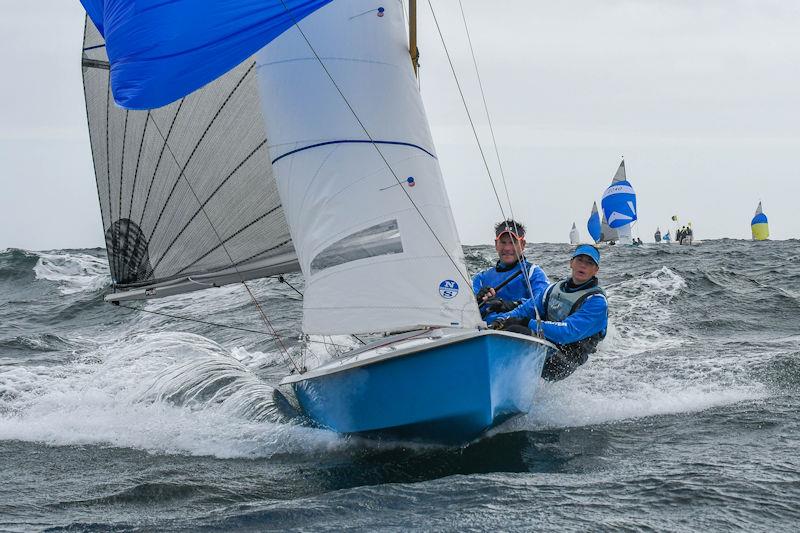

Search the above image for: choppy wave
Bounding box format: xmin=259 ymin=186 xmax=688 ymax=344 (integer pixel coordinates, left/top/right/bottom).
xmin=32 ymin=250 xmax=110 ymax=294
xmin=1 ymin=241 xmax=798 ymax=459
xmin=0 ymin=331 xmax=344 ymax=458
xmin=603 ymin=266 xmax=687 ymax=355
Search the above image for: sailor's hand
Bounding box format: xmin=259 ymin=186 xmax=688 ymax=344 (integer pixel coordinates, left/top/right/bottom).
xmin=491 ymin=317 xmax=529 ymax=331
xmin=484 ymin=298 xmax=520 ymax=313
xmin=476 ymin=287 xmax=496 ymax=304
xmin=489 ymin=318 xmax=507 ymax=330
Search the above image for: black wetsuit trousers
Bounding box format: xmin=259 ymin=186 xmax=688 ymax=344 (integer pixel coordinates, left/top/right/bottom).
xmin=503 ymin=324 xmax=587 ymax=382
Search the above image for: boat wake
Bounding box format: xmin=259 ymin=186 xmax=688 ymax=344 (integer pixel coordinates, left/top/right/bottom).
xmin=0 ymin=331 xmax=345 ymax=458
xmin=501 ymin=266 xmax=771 ymax=433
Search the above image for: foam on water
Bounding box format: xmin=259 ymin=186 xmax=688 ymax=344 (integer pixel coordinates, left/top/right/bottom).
xmin=2 ymin=248 xmax=784 ymax=456
xmin=521 ymin=377 xmax=769 ymax=430
xmin=0 ymin=331 xmax=346 ymax=458
xmin=33 ymin=251 xmax=110 ymax=294
xmin=602 ymin=266 xmax=687 ymax=356
xmin=497 ymin=266 xmax=771 ymax=433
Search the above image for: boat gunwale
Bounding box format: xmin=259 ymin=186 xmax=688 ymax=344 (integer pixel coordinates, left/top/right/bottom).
xmin=280 ymin=329 xmax=557 ymax=385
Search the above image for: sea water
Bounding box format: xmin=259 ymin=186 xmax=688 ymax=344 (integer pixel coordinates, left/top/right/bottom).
xmin=1 ymin=241 xmax=798 ymax=531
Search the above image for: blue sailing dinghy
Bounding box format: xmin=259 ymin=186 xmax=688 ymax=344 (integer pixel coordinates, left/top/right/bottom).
xmin=81 ymin=1 xmax=558 ymax=444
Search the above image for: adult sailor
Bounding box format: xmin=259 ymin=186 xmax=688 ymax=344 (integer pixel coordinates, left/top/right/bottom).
xmin=490 ymin=244 xmax=608 ymax=381
xmin=472 ymin=219 xmax=549 ymax=317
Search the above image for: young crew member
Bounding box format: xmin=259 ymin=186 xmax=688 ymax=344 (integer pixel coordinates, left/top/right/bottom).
xmin=472 ymin=220 xmax=549 ymax=317
xmin=490 ymin=244 xmax=608 ymax=381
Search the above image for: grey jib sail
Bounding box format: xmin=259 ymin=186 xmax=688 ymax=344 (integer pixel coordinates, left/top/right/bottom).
xmin=81 ymin=18 xmax=298 ymax=301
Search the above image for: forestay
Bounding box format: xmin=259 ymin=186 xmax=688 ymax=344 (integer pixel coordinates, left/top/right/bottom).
xmin=255 ymin=0 xmax=482 ymax=335
xmin=82 ymin=18 xmax=298 ymax=301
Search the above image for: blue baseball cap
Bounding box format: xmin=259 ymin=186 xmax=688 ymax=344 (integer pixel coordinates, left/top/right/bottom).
xmin=572 ymin=244 xmax=600 ymax=266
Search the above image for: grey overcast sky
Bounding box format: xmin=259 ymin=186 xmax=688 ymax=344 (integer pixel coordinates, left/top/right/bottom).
xmin=1 ymin=1 xmax=798 ymax=250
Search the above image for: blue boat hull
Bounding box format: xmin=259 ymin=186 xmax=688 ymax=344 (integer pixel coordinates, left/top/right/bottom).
xmin=281 ymin=331 xmax=554 ymax=444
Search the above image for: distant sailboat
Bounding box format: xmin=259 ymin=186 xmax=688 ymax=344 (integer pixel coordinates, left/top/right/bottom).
xmin=569 ymin=222 xmax=580 ymax=245
xmin=601 ymin=158 xmax=637 ymax=245
xmin=677 ymin=222 xmax=694 ymax=245
xmin=751 ymin=202 xmax=769 ymax=241
xmin=587 ymin=202 xmax=602 ymax=243
xmin=663 ymin=231 xmax=671 ymax=243
xmin=654 ymin=227 xmax=662 ymax=243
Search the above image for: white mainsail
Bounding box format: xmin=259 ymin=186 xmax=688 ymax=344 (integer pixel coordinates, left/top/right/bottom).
xmin=600 ymin=211 xmax=619 ymax=242
xmin=615 ymin=223 xmax=633 ymax=243
xmin=569 ymin=222 xmax=580 ymax=245
xmin=255 ymin=1 xmax=481 ymax=335
xmin=612 ymin=159 xmax=626 ymax=183
xmin=82 ymin=17 xmax=298 ymax=301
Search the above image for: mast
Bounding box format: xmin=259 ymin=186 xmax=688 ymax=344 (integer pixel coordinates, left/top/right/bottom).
xmin=409 ymin=0 xmax=419 ymax=76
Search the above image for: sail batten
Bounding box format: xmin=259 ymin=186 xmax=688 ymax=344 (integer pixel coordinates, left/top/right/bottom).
xmin=82 ymin=17 xmax=299 ymax=297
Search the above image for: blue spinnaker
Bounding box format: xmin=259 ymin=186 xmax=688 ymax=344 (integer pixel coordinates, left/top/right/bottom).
xmin=601 ymin=179 xmax=637 ymax=228
xmin=751 ymin=213 xmax=768 ymax=225
xmin=80 ymin=0 xmax=333 ymax=110
xmin=587 ymin=206 xmax=601 ymax=243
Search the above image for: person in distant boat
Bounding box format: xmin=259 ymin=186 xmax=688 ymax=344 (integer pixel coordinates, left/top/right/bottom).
xmin=489 ymin=244 xmax=608 ymax=381
xmin=472 ymin=219 xmax=549 ymax=318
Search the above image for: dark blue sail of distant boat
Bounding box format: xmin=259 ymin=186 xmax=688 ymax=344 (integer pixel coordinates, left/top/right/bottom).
xmin=587 ymin=201 xmax=602 ymax=243
xmin=79 ymin=0 xmax=333 ymax=110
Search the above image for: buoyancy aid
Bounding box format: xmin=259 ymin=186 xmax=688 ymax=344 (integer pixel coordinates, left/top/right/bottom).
xmin=543 ymin=278 xmax=607 ymax=363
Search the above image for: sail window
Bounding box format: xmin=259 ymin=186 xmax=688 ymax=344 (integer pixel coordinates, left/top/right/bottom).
xmin=310 ymin=220 xmax=403 ymax=275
